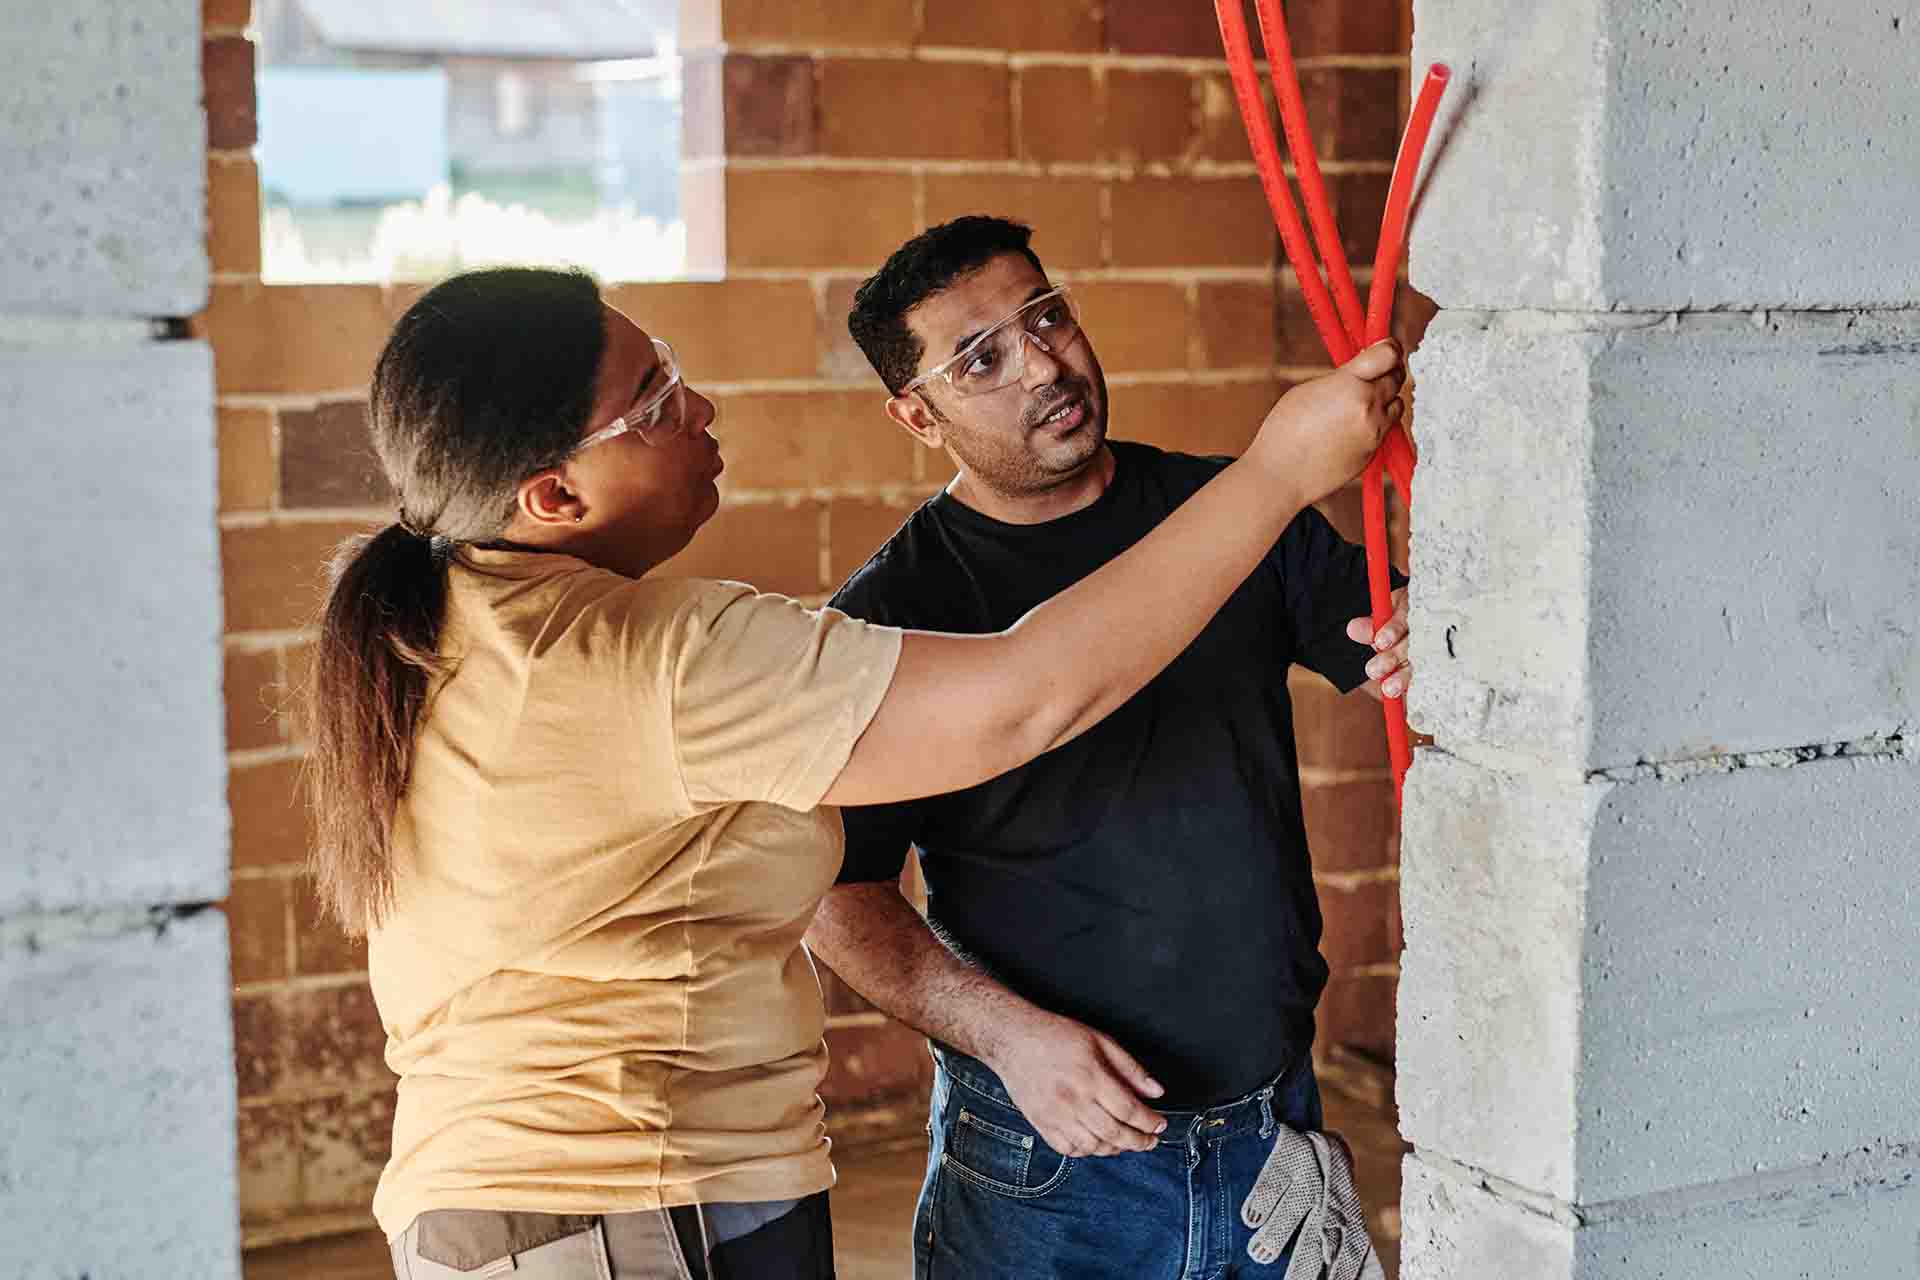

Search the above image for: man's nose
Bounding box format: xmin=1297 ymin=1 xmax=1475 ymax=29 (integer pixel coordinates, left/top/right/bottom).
xmin=1018 ymin=331 xmax=1063 ymax=389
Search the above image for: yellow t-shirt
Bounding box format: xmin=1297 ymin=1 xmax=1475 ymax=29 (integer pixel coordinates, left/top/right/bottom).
xmin=367 ymin=548 xmax=903 ymax=1237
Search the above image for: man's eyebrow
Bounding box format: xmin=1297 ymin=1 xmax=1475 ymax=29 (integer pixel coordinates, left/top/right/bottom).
xmin=948 ymin=286 xmax=1053 ymax=357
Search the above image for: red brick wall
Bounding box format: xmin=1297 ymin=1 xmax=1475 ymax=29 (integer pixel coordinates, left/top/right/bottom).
xmin=202 ymin=0 xmax=1423 ymax=1246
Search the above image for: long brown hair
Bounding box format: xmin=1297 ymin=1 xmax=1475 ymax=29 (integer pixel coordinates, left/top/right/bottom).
xmin=304 ymin=267 xmax=607 ymax=934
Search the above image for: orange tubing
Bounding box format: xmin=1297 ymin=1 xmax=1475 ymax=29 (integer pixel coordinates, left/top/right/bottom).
xmin=1357 ymin=66 xmax=1450 ymax=795
xmin=1215 ymin=0 xmax=1450 ymax=804
xmin=1213 ymin=0 xmax=1356 ymax=366
xmin=1252 ymin=0 xmax=1367 ymax=346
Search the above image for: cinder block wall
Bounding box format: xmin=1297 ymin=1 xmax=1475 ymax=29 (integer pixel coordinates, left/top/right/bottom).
xmin=0 ymin=0 xmax=239 ymax=1274
xmin=199 ymin=0 xmax=1422 ymax=1246
xmin=1398 ymin=1 xmax=1920 ymax=1274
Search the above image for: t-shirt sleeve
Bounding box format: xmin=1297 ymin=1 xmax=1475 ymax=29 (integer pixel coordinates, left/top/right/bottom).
xmin=1275 ymin=505 xmax=1409 ymax=693
xmin=664 ymin=583 xmax=904 ymax=811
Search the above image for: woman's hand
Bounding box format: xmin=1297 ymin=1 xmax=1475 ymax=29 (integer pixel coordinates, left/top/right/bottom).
xmin=1247 ymin=339 xmax=1405 ymax=508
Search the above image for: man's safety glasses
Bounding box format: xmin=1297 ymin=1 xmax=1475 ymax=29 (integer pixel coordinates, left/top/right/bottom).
xmin=900 ymin=287 xmax=1083 ymax=400
xmin=571 ymin=338 xmax=689 ymax=454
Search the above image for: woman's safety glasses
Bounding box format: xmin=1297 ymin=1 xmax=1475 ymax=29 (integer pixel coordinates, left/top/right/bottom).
xmin=572 ymin=338 xmax=689 ymax=454
xmin=899 ymin=287 xmax=1082 ymax=400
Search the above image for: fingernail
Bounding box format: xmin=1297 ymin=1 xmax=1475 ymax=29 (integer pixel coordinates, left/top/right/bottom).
xmin=1385 ymin=678 xmax=1404 ymax=697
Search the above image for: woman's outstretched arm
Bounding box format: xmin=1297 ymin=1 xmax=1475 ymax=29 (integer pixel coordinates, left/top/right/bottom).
xmin=821 ymin=340 xmax=1403 ymax=808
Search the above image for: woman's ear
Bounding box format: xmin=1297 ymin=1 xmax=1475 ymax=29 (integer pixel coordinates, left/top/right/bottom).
xmin=516 ymin=469 xmax=588 ymax=527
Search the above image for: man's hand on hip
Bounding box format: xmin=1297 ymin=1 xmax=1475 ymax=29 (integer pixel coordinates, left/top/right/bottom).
xmin=986 ymin=1009 xmax=1168 ymax=1157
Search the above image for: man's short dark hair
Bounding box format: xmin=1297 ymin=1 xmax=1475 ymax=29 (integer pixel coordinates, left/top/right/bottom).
xmin=848 ymin=215 xmax=1048 ymax=395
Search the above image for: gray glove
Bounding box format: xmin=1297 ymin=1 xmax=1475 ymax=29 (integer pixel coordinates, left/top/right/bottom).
xmin=1241 ymin=1124 xmax=1384 ymax=1280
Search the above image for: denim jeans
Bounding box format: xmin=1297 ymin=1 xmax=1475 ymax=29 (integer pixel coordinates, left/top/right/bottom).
xmin=913 ymin=1048 xmax=1324 ymax=1279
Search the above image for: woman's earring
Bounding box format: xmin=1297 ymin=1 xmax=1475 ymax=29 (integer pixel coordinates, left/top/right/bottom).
xmin=574 ymin=513 xmax=584 ymax=524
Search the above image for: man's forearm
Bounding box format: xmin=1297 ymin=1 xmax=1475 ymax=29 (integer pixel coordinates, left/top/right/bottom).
xmin=807 ymin=880 xmax=1041 ymax=1068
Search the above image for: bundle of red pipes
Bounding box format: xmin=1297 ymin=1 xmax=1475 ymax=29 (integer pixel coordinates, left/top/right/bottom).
xmin=1214 ymin=0 xmax=1449 ymax=805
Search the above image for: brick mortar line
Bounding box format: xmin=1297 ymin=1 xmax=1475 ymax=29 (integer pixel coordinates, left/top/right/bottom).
xmin=243 ymin=1211 xmax=381 ymax=1255
xmin=225 ymin=628 xmax=317 ymax=652
xmin=219 ymin=391 xmax=373 ymax=409
xmin=231 ymin=865 xmax=315 ymax=883
xmin=234 ymin=971 xmax=369 ymax=999
xmin=1411 ymin=1142 xmax=1920 ymax=1232
xmin=235 ymin=1078 xmax=394 ymax=1110
xmin=720 ymin=485 xmax=940 ymax=505
xmin=1314 ymin=868 xmax=1401 ymax=891
xmin=1296 ymin=764 xmax=1395 ymax=786
xmin=208 ymin=266 xmax=1320 ymax=304
xmin=216 ymin=489 xmax=960 ymax=529
xmin=716 ymin=266 xmax=1286 ymax=284
xmin=709 ymin=44 xmax=1407 ymax=75
xmin=1338 ymin=961 xmax=1401 ymax=979
xmin=711 ymin=155 xmax=1391 ymax=178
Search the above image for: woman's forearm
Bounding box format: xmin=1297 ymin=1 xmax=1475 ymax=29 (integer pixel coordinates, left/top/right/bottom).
xmin=820 ymin=453 xmax=1308 ymax=808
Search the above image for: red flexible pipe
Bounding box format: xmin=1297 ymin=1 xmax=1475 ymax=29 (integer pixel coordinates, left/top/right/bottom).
xmin=1213 ymin=0 xmax=1356 ymax=366
xmin=1216 ymin=0 xmax=1450 ymax=804
xmin=1366 ymin=69 xmax=1453 ymax=505
xmin=1357 ymin=66 xmax=1451 ymax=794
xmin=1252 ymin=0 xmax=1367 ymax=347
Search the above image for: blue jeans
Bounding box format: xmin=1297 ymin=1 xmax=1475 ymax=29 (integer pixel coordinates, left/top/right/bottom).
xmin=913 ymin=1048 xmax=1324 ymax=1279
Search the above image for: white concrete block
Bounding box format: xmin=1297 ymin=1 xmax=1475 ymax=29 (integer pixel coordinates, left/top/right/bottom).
xmin=0 ymin=912 xmax=240 ymax=1279
xmin=1401 ymin=750 xmax=1920 ymax=1204
xmin=1411 ymin=0 xmax=1920 ymax=311
xmin=1410 ymin=311 xmax=1920 ymax=770
xmin=0 ymin=1 xmax=207 ymax=316
xmin=1579 ymin=750 xmax=1920 ymax=1202
xmin=1398 ymin=750 xmax=1590 ymax=1202
xmin=1402 ymin=1152 xmax=1920 ymax=1280
xmin=0 ymin=342 xmax=227 ymax=914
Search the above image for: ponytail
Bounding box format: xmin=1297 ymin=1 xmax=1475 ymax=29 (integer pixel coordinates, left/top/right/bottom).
xmin=298 ymin=266 xmax=608 ymax=934
xmin=303 ymin=523 xmax=450 ymax=934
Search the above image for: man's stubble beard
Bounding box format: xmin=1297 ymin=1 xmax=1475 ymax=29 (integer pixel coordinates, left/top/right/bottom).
xmin=950 ymin=375 xmax=1109 ymax=500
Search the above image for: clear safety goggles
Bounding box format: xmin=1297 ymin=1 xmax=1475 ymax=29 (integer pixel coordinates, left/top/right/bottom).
xmin=572 ymin=337 xmax=689 ymax=454
xmin=900 ymin=286 xmax=1083 ymax=400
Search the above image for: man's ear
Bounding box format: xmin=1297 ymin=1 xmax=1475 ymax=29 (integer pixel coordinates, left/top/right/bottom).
xmin=885 ymin=391 xmax=947 ymax=450
xmin=516 ymin=469 xmax=588 ymax=528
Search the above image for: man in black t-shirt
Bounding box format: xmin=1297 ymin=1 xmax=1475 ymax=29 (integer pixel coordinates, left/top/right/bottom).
xmin=807 ymin=217 xmax=1411 ymax=1278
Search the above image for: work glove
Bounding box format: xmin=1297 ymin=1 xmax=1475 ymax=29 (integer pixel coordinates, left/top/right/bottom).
xmin=1241 ymin=1124 xmax=1384 ymax=1280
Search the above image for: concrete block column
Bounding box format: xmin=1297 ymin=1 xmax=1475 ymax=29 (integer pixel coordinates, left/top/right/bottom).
xmin=0 ymin=0 xmax=237 ymax=1274
xmin=1398 ymin=1 xmax=1920 ymax=1273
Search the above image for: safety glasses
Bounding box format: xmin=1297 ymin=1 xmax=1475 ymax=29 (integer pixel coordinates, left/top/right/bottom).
xmin=899 ymin=286 xmax=1082 ymax=400
xmin=571 ymin=337 xmax=689 ymax=454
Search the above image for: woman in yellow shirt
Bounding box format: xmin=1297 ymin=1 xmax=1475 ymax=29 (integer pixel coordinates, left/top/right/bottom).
xmin=304 ymin=267 xmax=1402 ymax=1280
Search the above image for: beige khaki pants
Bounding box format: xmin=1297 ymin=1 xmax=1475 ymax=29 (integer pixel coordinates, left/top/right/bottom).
xmin=391 ymin=1209 xmax=703 ymax=1280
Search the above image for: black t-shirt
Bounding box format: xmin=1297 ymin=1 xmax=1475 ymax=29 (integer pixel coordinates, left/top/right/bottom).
xmin=828 ymin=441 xmax=1392 ymax=1105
